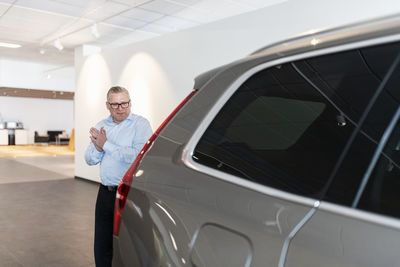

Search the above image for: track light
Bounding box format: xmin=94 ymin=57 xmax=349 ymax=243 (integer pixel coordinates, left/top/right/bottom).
xmin=53 ymin=39 xmax=63 ymax=51
xmin=91 ymin=23 xmax=100 ymax=39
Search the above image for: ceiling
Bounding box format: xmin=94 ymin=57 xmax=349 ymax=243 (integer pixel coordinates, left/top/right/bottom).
xmin=0 ymin=0 xmax=281 ymax=67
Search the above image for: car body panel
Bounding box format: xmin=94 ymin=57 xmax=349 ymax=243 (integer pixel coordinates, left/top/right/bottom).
xmin=285 ymin=202 xmax=400 ymax=267
xmin=115 ymin=136 xmax=315 ymax=266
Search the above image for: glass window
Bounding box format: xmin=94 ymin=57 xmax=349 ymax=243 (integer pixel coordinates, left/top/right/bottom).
xmin=356 ymin=119 xmax=400 ymax=218
xmin=193 ymin=62 xmax=356 ymax=198
xmin=324 ymin=44 xmax=400 ymax=206
xmin=193 ymin=41 xmax=400 ymax=199
xmin=323 ymin=90 xmax=400 ymax=206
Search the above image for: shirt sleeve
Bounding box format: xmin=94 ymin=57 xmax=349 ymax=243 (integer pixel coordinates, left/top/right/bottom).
xmin=85 ymin=141 xmax=105 ymax=165
xmin=102 ymin=118 xmax=153 ymax=164
xmin=84 ymin=122 xmax=105 ymax=165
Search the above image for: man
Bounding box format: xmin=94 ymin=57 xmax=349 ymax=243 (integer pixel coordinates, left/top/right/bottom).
xmin=85 ymin=86 xmax=153 ymax=267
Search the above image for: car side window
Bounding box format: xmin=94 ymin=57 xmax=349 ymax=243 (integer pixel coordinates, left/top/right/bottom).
xmin=193 ymin=41 xmax=400 ymax=199
xmin=192 ymin=61 xmax=359 ymax=198
xmin=323 ymin=43 xmax=400 ymax=206
xmin=356 ymin=118 xmax=400 ymax=219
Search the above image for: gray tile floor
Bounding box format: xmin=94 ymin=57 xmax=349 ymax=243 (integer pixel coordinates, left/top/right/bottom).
xmin=0 ymin=156 xmax=98 ymax=267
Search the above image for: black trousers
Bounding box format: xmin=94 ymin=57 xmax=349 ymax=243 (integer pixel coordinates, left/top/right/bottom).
xmin=94 ymin=184 xmax=117 ymax=267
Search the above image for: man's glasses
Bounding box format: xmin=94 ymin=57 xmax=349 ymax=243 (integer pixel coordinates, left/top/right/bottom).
xmin=108 ymin=100 xmax=130 ymax=109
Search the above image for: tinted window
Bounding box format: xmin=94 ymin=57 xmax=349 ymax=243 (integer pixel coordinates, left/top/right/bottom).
xmin=357 ymin=118 xmax=400 ymax=218
xmin=193 ymin=41 xmax=400 ymax=199
xmin=193 ymin=62 xmax=356 ymax=198
xmin=324 ymin=88 xmax=400 ymax=206
xmin=324 ymin=46 xmax=400 ymax=206
xmin=322 ymin=134 xmax=378 ymax=205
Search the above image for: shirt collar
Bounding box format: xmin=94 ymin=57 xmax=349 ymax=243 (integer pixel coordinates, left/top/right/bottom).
xmin=106 ymin=113 xmax=134 ymax=124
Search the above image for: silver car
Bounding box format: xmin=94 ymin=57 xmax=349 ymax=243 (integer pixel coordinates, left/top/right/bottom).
xmin=113 ymin=15 xmax=400 ymax=267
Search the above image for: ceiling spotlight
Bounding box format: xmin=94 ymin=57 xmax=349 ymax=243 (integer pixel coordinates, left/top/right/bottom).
xmin=39 ymin=48 xmax=46 ymax=54
xmin=53 ymin=39 xmax=63 ymax=51
xmin=0 ymin=41 xmax=21 ymax=48
xmin=91 ymin=23 xmax=100 ymax=39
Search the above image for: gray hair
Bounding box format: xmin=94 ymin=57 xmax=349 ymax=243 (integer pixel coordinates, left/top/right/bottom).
xmin=107 ymin=86 xmax=130 ymax=102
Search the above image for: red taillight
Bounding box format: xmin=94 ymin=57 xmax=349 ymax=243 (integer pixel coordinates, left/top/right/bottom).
xmin=113 ymin=90 xmax=198 ymax=236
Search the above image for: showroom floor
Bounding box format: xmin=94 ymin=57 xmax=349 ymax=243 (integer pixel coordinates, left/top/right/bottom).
xmin=0 ymin=155 xmax=98 ymax=267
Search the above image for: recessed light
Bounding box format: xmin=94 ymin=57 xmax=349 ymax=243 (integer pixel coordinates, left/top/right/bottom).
xmin=0 ymin=42 xmax=21 ymax=48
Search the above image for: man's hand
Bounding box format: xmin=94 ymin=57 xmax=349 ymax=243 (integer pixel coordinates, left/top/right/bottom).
xmin=89 ymin=127 xmax=107 ymax=152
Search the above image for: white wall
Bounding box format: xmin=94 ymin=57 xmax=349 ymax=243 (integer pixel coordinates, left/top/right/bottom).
xmin=75 ymin=0 xmax=400 ymax=182
xmin=0 ymin=96 xmax=73 ymax=143
xmin=0 ymin=58 xmax=74 ymax=92
xmin=0 ymin=58 xmax=75 ymax=143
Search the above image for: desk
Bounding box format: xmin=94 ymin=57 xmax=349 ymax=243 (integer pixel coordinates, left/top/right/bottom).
xmin=0 ymin=129 xmax=7 ymax=145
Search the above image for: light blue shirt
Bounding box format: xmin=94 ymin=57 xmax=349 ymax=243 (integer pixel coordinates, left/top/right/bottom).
xmin=85 ymin=113 xmax=153 ymax=186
